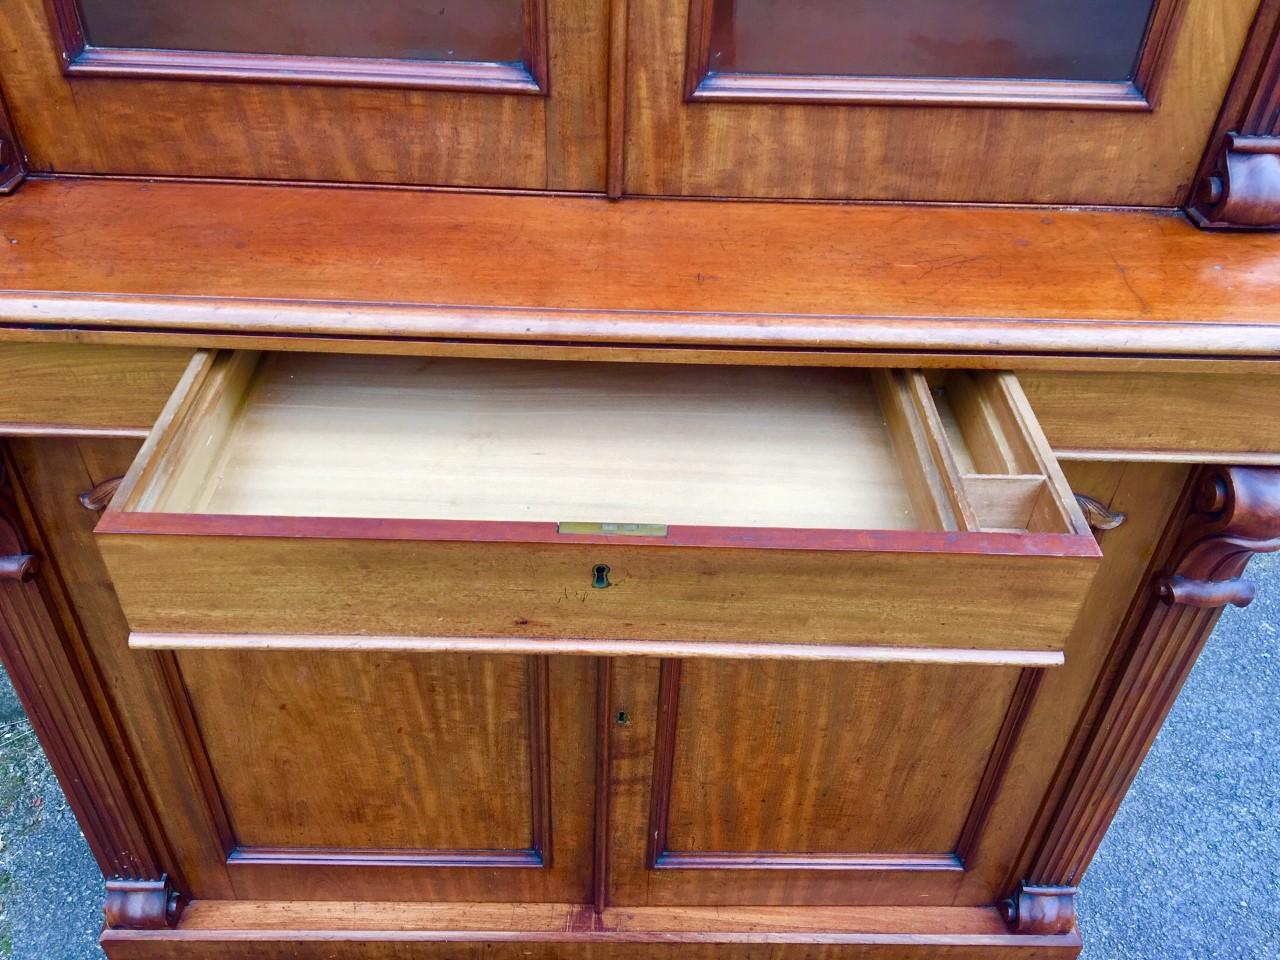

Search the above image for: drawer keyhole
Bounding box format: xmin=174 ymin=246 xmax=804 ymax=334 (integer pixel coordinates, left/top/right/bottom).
xmin=591 ymin=563 xmax=612 ymax=589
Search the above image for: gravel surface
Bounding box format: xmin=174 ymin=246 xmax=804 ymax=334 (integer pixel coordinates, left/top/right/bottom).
xmin=0 ymin=558 xmax=1276 ymax=959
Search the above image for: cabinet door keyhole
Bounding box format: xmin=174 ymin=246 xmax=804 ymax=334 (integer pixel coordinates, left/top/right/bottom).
xmin=592 ymin=563 xmax=611 ymax=589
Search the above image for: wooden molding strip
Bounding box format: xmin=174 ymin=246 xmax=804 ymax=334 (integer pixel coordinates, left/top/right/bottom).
xmin=654 ymin=851 xmax=963 ymax=872
xmin=228 ymin=847 xmax=544 ymax=869
xmin=0 ymin=423 xmax=150 ymax=439
xmin=689 ymin=74 xmax=1154 ymax=111
xmin=683 ymin=0 xmax=1185 ymax=112
xmin=97 ymin=509 xmax=1101 ymax=559
xmin=127 ymin=632 xmax=1066 ymax=667
xmin=9 ymin=292 xmax=1280 ymax=359
xmin=45 ymin=0 xmax=549 ymax=94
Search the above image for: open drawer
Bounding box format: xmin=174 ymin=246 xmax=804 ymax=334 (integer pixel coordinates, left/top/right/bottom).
xmin=96 ymin=352 xmax=1100 ymax=665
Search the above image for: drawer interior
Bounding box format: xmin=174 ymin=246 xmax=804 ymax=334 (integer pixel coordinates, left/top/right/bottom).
xmin=117 ymin=352 xmax=1088 ymax=539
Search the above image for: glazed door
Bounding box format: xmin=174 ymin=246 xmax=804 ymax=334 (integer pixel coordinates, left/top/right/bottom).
xmin=0 ymin=0 xmax=606 ymax=189
xmin=623 ymin=0 xmax=1260 ymax=203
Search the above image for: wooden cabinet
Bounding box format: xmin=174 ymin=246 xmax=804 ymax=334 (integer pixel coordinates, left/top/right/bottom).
xmin=0 ymin=3 xmax=1279 ymax=959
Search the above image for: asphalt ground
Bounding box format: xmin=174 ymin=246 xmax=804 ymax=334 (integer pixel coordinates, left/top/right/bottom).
xmin=0 ymin=553 xmax=1276 ymax=958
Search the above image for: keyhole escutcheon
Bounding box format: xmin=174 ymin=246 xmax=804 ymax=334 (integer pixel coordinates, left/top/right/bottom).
xmin=591 ymin=563 xmax=611 ymax=589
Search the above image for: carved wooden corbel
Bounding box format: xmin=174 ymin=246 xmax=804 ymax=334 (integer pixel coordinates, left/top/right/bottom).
xmin=1003 ymin=883 xmax=1077 ymax=935
xmin=1157 ymin=467 xmax=1280 ymax=605
xmin=1189 ymin=0 xmax=1280 ymax=228
xmin=1194 ymin=135 xmax=1280 ymax=229
xmin=104 ymin=877 xmax=179 ymax=930
xmin=1010 ymin=466 xmax=1280 ymax=930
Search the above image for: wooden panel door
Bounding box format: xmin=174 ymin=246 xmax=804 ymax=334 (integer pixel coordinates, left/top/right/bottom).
xmin=0 ymin=0 xmax=606 ymax=189
xmin=623 ymin=0 xmax=1260 ymax=203
xmin=606 ymin=656 xmax=1033 ymax=905
xmin=7 ymin=435 xmax=597 ymax=904
xmin=601 ymin=460 xmax=1193 ymax=907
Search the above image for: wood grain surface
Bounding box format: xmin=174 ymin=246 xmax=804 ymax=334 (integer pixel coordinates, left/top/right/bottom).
xmin=2 ymin=180 xmax=1280 ymax=359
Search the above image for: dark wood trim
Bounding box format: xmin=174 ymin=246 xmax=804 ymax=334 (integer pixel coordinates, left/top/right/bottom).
xmin=606 ymin=0 xmax=630 ymax=198
xmin=521 ymin=0 xmax=550 ymax=92
xmin=65 ymin=48 xmax=544 ymax=94
xmin=0 ymin=446 xmax=181 ymax=923
xmin=228 ymin=848 xmax=544 ymax=868
xmin=689 ymin=74 xmax=1154 ymax=110
xmin=1014 ymin=466 xmax=1280 ymax=907
xmin=0 ymin=83 xmax=25 ymax=194
xmin=96 ymin=511 xmax=1101 ymax=560
xmin=955 ymin=669 xmax=1045 ymax=867
xmin=1189 ymin=0 xmax=1280 ymax=227
xmin=645 ymin=658 xmax=681 ymax=870
xmin=527 ymin=655 xmax=553 ymax=867
xmin=1131 ymin=0 xmax=1191 ymax=110
xmin=44 ymin=0 xmax=549 ymax=95
xmin=682 ymin=0 xmax=715 ymax=102
xmin=592 ymin=658 xmax=613 ymax=912
xmin=682 ymin=0 xmax=1184 ymax=111
xmin=655 ymin=852 xmax=964 ymax=872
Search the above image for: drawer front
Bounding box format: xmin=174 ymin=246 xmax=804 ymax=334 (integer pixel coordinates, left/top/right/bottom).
xmin=0 ymin=342 xmax=195 ymax=433
xmin=96 ymin=351 xmax=1100 ymax=662
xmin=98 ymin=532 xmax=1094 ymax=662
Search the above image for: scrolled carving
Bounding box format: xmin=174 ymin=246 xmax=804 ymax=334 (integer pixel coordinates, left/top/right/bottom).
xmin=103 ymin=877 xmax=178 ymax=930
xmin=1189 ymin=0 xmax=1280 ymax=228
xmin=1194 ymin=135 xmax=1280 ymax=229
xmin=1158 ymin=466 xmax=1280 ymax=606
xmin=1002 ymin=883 xmax=1077 ymax=935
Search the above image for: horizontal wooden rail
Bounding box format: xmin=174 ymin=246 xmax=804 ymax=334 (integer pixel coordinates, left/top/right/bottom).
xmin=1 ymin=179 xmax=1279 ymax=362
xmin=128 ymin=632 xmax=1065 ymax=666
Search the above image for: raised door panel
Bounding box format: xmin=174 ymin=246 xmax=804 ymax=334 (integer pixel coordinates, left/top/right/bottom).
xmin=662 ymin=659 xmax=1021 ymax=864
xmin=0 ymin=0 xmax=606 ymax=189
xmin=612 ymin=657 xmax=1034 ymax=905
xmin=177 ymin=651 xmax=538 ymax=855
xmin=625 ymin=0 xmax=1259 ymax=202
xmin=170 ymin=652 xmax=595 ymax=901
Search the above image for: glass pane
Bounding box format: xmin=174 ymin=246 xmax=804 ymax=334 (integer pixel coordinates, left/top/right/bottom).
xmin=708 ymin=0 xmax=1159 ymax=82
xmin=77 ymin=0 xmax=525 ymax=63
